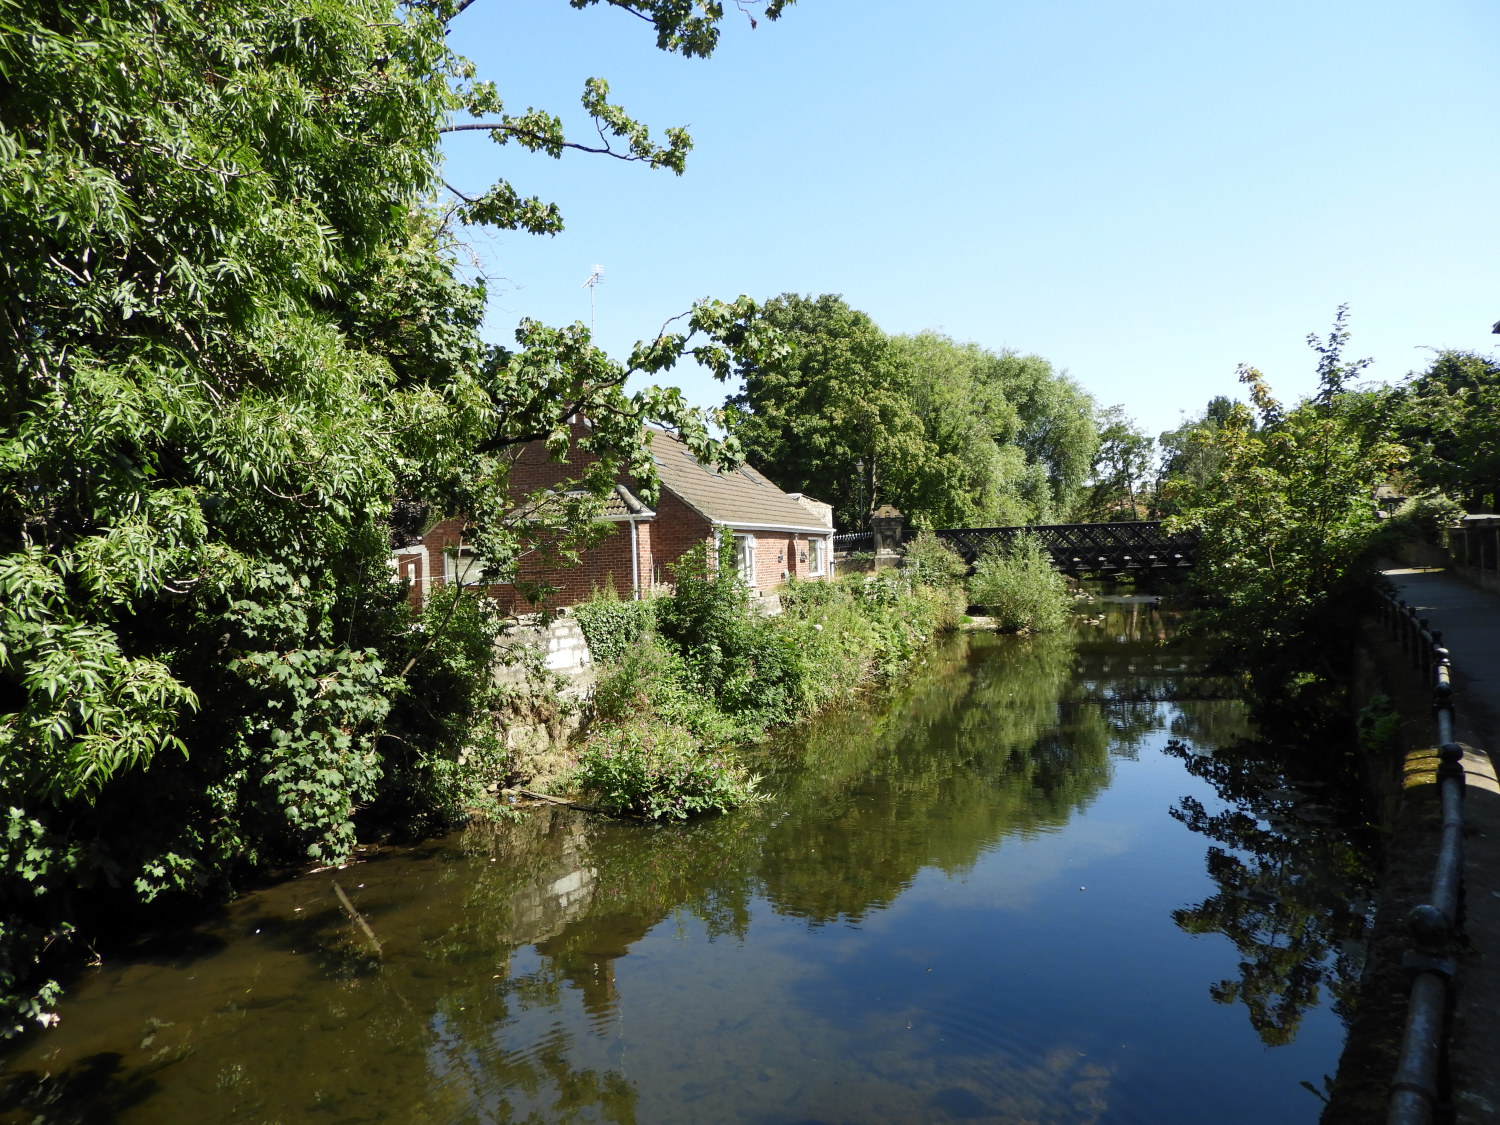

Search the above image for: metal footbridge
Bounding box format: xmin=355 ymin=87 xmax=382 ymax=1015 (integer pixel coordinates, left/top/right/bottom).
xmin=834 ymin=521 xmax=1200 ymax=574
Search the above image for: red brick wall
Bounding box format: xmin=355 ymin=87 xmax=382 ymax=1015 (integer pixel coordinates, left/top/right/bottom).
xmin=644 ymin=490 xmax=714 ymax=590
xmin=736 ymin=530 xmax=832 ymax=591
xmin=504 ymin=422 xmax=602 ymax=495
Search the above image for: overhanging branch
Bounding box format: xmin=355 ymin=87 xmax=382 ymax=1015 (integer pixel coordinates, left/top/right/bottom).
xmin=438 ymin=122 xmax=649 ymax=163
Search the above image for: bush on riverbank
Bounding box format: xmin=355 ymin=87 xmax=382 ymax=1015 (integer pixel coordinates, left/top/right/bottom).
xmin=968 ymin=532 xmax=1071 ymax=632
xmin=902 ymin=530 xmax=970 ymax=589
xmin=570 ymin=540 xmax=964 ymax=818
xmin=571 ymin=717 xmax=761 ymax=820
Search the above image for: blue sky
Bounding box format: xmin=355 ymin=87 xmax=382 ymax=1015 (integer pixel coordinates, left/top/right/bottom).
xmin=441 ymin=0 xmax=1500 ymax=441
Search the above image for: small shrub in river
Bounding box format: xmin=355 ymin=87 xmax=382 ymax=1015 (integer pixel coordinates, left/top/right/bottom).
xmin=969 ymin=533 xmax=1070 ymax=632
xmin=573 ymin=717 xmax=761 ymax=820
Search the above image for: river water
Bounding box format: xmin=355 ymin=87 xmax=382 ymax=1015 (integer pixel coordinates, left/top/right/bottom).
xmin=0 ymin=595 xmax=1373 ymax=1124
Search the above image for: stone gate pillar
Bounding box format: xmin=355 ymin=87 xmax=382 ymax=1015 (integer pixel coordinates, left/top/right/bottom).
xmin=870 ymin=505 xmax=905 ymax=569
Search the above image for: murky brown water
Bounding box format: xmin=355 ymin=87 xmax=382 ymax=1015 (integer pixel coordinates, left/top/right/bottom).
xmin=0 ymin=596 xmax=1372 ymax=1124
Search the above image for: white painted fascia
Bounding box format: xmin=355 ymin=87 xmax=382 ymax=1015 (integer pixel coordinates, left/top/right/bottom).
xmin=710 ymin=520 xmax=832 ymax=535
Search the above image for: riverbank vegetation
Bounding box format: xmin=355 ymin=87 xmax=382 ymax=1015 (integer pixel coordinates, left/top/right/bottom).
xmin=1165 ymin=310 xmax=1404 ymax=670
xmin=569 ymin=538 xmax=967 ymax=818
xmin=1155 ymin=306 xmax=1500 ymax=711
xmin=0 ymin=0 xmax=797 ymax=1036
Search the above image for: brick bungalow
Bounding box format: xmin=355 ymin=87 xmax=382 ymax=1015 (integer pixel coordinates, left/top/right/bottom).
xmin=393 ymin=423 xmax=836 ymax=613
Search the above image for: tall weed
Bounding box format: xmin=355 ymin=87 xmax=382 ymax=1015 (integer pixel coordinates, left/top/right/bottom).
xmin=573 ymin=717 xmax=761 ymax=820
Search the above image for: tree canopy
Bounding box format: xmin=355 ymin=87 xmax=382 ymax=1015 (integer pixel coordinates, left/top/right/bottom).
xmin=1387 ymin=349 xmax=1500 ymax=510
xmin=1077 ymin=406 xmax=1154 ymax=521
xmin=0 ymin=0 xmax=791 ymax=1033
xmin=1164 ymin=309 xmax=1405 ymax=673
xmin=725 ymin=294 xmax=1098 ymax=530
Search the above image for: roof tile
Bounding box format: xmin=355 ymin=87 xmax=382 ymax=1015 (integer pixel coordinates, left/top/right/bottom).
xmin=645 ymin=428 xmax=833 ymax=531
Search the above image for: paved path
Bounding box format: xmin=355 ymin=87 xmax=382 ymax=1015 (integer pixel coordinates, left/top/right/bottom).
xmin=1381 ymin=567 xmax=1500 ymax=1125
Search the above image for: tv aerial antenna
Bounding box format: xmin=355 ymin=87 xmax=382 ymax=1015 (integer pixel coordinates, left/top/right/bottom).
xmin=580 ymin=264 xmax=604 ymax=336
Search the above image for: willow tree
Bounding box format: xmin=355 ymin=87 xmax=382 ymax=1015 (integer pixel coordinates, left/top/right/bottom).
xmin=0 ymin=0 xmax=791 ymax=1033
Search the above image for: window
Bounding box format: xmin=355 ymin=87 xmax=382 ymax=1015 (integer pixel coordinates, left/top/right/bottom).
xmin=732 ymin=534 xmax=756 ymax=586
xmin=445 ymin=546 xmax=484 ymax=587
xmin=807 ymin=536 xmax=824 ymax=577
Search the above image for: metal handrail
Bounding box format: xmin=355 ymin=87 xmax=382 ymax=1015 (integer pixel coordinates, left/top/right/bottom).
xmin=1378 ymin=589 xmax=1465 ymax=1125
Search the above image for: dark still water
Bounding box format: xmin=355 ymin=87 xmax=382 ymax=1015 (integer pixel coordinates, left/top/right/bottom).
xmin=1 ymin=597 xmax=1373 ymax=1124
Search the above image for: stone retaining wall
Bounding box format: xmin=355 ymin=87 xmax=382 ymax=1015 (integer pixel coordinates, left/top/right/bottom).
xmin=494 ymin=613 xmax=595 ymax=694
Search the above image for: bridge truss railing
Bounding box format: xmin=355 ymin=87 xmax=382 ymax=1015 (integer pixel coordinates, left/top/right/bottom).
xmin=831 ymin=521 xmax=1201 ymax=573
xmin=831 ymin=531 xmax=874 ymax=554
xmin=921 ymin=521 xmax=1200 ymax=572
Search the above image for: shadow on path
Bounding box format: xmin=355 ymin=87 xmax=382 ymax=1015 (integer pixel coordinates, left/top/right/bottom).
xmin=1381 ymin=567 xmax=1500 ymax=1125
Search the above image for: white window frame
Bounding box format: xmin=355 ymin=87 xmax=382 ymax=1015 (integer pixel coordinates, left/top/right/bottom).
xmin=807 ymin=536 xmax=825 ymax=577
xmin=732 ymin=533 xmax=757 ymax=586
xmin=445 ymin=545 xmax=485 ymax=587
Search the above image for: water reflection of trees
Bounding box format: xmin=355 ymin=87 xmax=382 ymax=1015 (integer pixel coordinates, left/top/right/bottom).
xmin=0 ymin=607 xmax=1161 ymax=1123
xmin=2 ymin=599 xmax=1367 ymax=1123
xmin=1164 ymin=736 xmax=1372 ymax=1047
xmin=754 ymin=629 xmax=1113 ymax=924
xmin=0 ymin=808 xmax=650 ymax=1125
xmin=1067 ymin=597 xmax=1246 ymax=758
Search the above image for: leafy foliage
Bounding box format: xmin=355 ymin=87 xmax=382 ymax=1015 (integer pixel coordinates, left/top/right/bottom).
xmin=1153 ymin=396 xmax=1241 ymax=516
xmin=572 ymin=717 xmax=761 ymax=820
xmin=900 ymin=531 xmax=969 ymax=589
xmin=1164 ymin=309 xmax=1406 ymax=671
xmin=1387 ymin=349 xmax=1500 ymax=510
xmin=572 ymin=538 xmax=964 ymax=817
xmin=968 ymin=533 xmax=1071 ymax=633
xmin=726 ymin=296 xmax=1098 ymax=529
xmin=0 ymin=0 xmax=794 ymax=1033
xmin=1078 ymin=406 xmax=1155 ymax=520
xmin=572 ymin=583 xmax=658 ymax=666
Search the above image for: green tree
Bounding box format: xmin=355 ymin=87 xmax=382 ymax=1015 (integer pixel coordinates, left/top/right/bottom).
xmin=1389 ymin=349 xmax=1500 ymax=509
xmin=887 ymin=332 xmax=1031 ymax=527
xmin=1079 ymin=405 xmax=1154 ymax=520
xmin=1154 ymin=395 xmax=1240 ymax=516
xmin=726 ymin=293 xmax=926 ymax=529
xmin=0 ymin=0 xmax=791 ymax=1034
xmin=992 ymin=351 xmax=1098 ymax=520
xmin=728 ymin=302 xmax=1097 ymax=529
xmin=1165 ymin=308 xmax=1405 ymax=671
